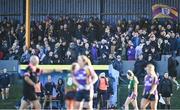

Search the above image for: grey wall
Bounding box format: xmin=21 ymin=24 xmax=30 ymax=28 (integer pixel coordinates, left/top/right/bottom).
xmin=120 ymin=56 xmax=180 ymax=76
xmin=0 ymin=56 xmax=180 ymax=75
xmin=0 ymin=60 xmax=19 ymax=74
xmin=0 ymin=0 xmax=180 ymax=23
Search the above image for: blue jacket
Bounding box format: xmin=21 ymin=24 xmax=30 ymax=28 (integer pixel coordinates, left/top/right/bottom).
xmin=176 ymin=38 xmax=180 ymax=49
xmin=132 ymin=36 xmax=140 ymax=48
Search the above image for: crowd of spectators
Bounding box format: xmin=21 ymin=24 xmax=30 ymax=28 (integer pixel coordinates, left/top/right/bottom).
xmin=0 ymin=16 xmax=180 ymax=64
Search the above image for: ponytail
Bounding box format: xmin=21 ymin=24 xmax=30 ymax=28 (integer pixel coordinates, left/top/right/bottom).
xmin=133 ymin=76 xmax=139 ymax=84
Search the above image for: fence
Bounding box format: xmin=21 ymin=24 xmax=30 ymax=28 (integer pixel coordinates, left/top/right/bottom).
xmin=0 ymin=0 xmax=180 ymax=23
xmin=0 ymin=56 xmax=180 ymax=75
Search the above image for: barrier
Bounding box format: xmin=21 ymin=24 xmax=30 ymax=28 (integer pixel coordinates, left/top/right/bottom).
xmin=1 ymin=56 xmax=179 ymax=75
xmin=0 ymin=60 xmax=19 ymax=74
xmin=20 ymin=65 xmax=109 ymax=71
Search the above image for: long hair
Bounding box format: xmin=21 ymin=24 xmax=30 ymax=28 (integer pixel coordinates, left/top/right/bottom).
xmin=127 ymin=70 xmax=139 ymax=84
xmin=79 ymin=55 xmax=92 ymax=66
xmin=71 ymin=62 xmax=79 ymax=73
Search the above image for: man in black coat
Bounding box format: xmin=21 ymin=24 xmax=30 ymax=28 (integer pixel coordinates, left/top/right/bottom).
xmin=134 ymin=54 xmax=146 ymax=83
xmin=112 ymin=55 xmax=126 ymax=84
xmin=159 ymin=73 xmax=173 ymax=109
xmin=168 ymin=55 xmax=179 ymax=90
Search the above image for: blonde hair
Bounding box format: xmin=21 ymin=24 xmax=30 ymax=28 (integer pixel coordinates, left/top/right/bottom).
xmin=71 ymin=63 xmax=79 ymax=73
xmin=146 ymin=64 xmax=156 ymax=76
xmin=79 ymin=55 xmax=92 ymax=66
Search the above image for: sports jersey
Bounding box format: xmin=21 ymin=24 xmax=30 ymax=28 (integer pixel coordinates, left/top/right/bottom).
xmin=23 ymin=64 xmax=39 ymax=101
xmin=144 ymin=74 xmax=159 ymax=95
xmin=128 ymin=78 xmax=135 ymax=93
xmin=65 ymin=74 xmax=76 ymax=92
xmin=74 ymin=68 xmax=88 ymax=90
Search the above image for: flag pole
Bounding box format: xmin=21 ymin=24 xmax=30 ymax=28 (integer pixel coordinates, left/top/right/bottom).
xmin=25 ymin=0 xmax=31 ymax=49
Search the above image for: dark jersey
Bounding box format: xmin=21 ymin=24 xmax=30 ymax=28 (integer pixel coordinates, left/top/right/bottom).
xmin=0 ymin=73 xmax=10 ymax=87
xmin=44 ymin=82 xmax=56 ymax=95
xmin=23 ymin=65 xmax=38 ymax=101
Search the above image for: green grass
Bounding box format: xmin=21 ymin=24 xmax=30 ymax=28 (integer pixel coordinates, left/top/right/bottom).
xmin=118 ymin=85 xmax=180 ymax=109
xmin=0 ymin=80 xmax=22 ymax=109
xmin=1 ymin=79 xmax=180 ymax=109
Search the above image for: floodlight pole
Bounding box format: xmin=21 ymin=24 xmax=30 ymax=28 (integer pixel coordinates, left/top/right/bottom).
xmin=25 ymin=0 xmax=31 ymax=49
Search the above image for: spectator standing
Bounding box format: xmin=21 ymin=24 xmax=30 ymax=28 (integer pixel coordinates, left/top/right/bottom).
xmin=97 ymin=72 xmax=109 ymax=109
xmin=90 ymin=42 xmax=98 ymax=64
xmin=112 ymin=55 xmax=126 ymax=84
xmin=56 ymin=78 xmax=65 ymax=109
xmin=64 ymin=51 xmax=73 ymax=64
xmin=99 ymin=53 xmax=109 ymax=64
xmin=43 ymin=75 xmax=56 ymax=109
xmin=169 ymin=33 xmax=177 ymax=56
xmin=134 ymin=54 xmax=147 ymax=83
xmin=168 ymin=55 xmax=179 ymax=90
xmin=135 ymin=43 xmax=144 ymax=60
xmin=38 ymin=49 xmax=46 ymax=64
xmin=150 ymin=47 xmax=160 ymax=61
xmin=127 ymin=44 xmax=135 ymax=60
xmin=99 ymin=39 xmax=109 ymax=56
xmin=75 ymin=24 xmax=83 ymax=39
xmin=112 ymin=55 xmax=123 ymax=76
xmin=161 ymin=39 xmax=171 ymax=55
xmin=0 ymin=68 xmax=10 ymax=100
xmin=131 ymin=32 xmax=141 ymax=48
xmin=159 ymin=73 xmax=173 ymax=109
xmin=146 ymin=54 xmax=157 ymax=72
xmin=20 ymin=50 xmax=31 ymax=64
xmin=142 ymin=40 xmax=151 ymax=60
xmin=176 ymin=33 xmax=180 ymax=56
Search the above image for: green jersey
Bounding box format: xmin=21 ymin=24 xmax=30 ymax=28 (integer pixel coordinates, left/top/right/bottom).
xmin=128 ymin=78 xmax=135 ymax=93
xmin=65 ymin=74 xmax=76 ymax=92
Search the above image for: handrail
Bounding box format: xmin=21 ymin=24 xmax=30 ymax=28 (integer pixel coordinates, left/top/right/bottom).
xmin=20 ymin=65 xmax=109 ymax=71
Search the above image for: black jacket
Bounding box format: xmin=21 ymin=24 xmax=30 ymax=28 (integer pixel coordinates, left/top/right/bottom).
xmin=134 ymin=59 xmax=147 ymax=76
xmin=112 ymin=59 xmax=123 ymax=75
xmin=159 ymin=78 xmax=173 ymax=94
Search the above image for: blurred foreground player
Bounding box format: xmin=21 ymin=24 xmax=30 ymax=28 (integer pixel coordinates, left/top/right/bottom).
xmin=65 ymin=63 xmax=79 ymax=110
xmin=73 ymin=55 xmax=98 ymax=110
xmin=20 ymin=55 xmax=41 ymax=110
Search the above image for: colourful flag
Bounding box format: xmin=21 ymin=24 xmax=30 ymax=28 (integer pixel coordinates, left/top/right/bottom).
xmin=152 ymin=4 xmax=178 ymax=20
